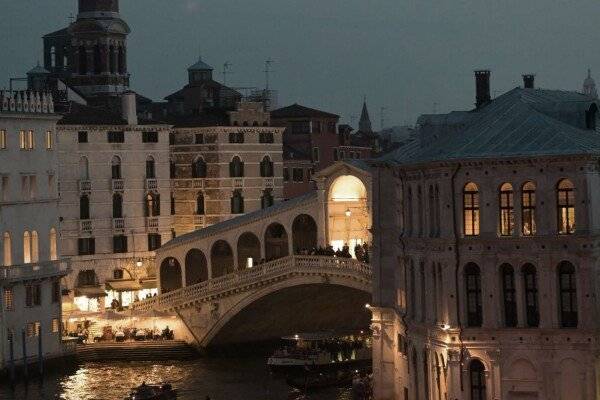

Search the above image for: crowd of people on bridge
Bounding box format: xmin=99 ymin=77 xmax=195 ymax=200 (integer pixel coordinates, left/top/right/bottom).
xmin=295 ymin=243 xmax=371 ymax=264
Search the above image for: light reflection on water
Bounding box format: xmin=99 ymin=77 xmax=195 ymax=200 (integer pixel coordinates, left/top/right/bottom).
xmin=0 ymin=359 xmax=352 ymax=400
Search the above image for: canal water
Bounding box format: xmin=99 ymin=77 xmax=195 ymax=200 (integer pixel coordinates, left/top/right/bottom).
xmin=0 ymin=357 xmax=353 ymax=400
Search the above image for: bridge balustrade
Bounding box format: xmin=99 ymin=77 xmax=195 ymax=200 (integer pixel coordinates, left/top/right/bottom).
xmin=132 ymin=255 xmax=371 ymax=312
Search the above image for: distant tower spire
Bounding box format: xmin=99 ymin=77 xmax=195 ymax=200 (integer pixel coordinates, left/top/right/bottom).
xmin=583 ymin=69 xmax=598 ymax=99
xmin=359 ymin=97 xmax=373 ymax=133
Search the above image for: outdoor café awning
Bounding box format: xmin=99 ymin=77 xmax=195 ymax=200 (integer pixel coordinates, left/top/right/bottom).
xmin=140 ymin=278 xmax=157 ymax=290
xmin=105 ymin=279 xmax=141 ymax=292
xmin=74 ymin=286 xmax=107 ymax=298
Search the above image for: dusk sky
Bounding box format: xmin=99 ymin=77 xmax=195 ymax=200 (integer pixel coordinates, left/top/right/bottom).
xmin=1 ymin=0 xmax=599 ymax=127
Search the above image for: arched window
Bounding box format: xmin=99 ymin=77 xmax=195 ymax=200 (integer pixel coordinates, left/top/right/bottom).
xmin=260 ymin=156 xmax=274 ymax=177
xmin=231 ymin=190 xmax=244 ymax=214
xmin=93 ymin=44 xmax=102 ymax=74
xmin=522 ymin=264 xmax=539 ymax=327
xmin=191 ymin=157 xmax=207 ymax=178
xmin=465 ymin=263 xmax=482 ymax=327
xmin=428 ymin=185 xmax=435 ymax=237
xmin=146 ymin=156 xmax=156 ymax=179
xmin=80 ymin=194 xmax=90 ymax=220
xmin=196 ymin=193 xmax=205 ymax=215
xmin=145 ymin=193 xmax=160 ymax=217
xmin=406 ymin=186 xmax=413 ymax=236
xmin=109 ymin=45 xmax=116 ymax=74
xmin=49 ymin=228 xmax=57 ymax=261
xmin=113 ymin=193 xmax=123 ymax=218
xmin=117 ymin=46 xmax=125 ymax=74
xmin=501 ymin=264 xmax=517 ymax=327
xmin=558 ymin=261 xmax=578 ymax=328
xmin=463 ymin=183 xmax=480 ymax=236
xmin=78 ymin=45 xmax=87 ymax=74
xmin=417 ymin=185 xmax=424 ymax=237
xmin=79 ymin=156 xmax=89 ymax=180
xmin=111 ymin=156 xmax=122 ymax=179
xmin=499 ymin=183 xmax=514 ymax=236
xmin=521 ymin=181 xmax=536 ymax=236
xmin=229 ymin=156 xmax=244 ymax=177
xmin=50 ymin=46 xmax=56 ymax=67
xmin=31 ymin=231 xmax=39 ymax=263
xmin=3 ymin=232 xmax=12 ymax=266
xmin=23 ymin=231 xmax=31 ymax=264
xmin=261 ymin=189 xmax=274 ymax=209
xmin=557 ymin=179 xmax=575 ymax=234
xmin=469 ymin=360 xmax=486 ymax=400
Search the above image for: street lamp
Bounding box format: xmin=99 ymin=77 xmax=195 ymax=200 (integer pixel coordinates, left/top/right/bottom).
xmin=345 ymin=209 xmax=352 ymax=217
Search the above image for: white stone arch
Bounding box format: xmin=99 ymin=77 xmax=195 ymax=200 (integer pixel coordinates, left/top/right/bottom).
xmin=198 ymin=273 xmax=371 ymax=347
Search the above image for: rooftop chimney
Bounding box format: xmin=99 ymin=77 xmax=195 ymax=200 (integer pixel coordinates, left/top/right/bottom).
xmin=475 ymin=70 xmax=491 ymax=108
xmin=523 ymin=74 xmax=535 ymax=89
xmin=121 ymin=91 xmax=137 ymax=126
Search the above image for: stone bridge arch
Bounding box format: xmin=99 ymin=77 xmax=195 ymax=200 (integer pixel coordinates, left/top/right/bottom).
xmin=264 ymin=222 xmax=289 ymax=261
xmin=237 ymin=232 xmax=261 ymax=269
xmin=292 ymin=214 xmax=318 ymax=253
xmin=211 ymin=240 xmax=234 ymax=278
xmin=185 ymin=249 xmax=208 ymax=286
xmin=160 ymin=257 xmax=182 ymax=293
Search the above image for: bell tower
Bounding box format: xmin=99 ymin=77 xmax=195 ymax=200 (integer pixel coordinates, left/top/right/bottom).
xmin=68 ymin=0 xmax=131 ymax=96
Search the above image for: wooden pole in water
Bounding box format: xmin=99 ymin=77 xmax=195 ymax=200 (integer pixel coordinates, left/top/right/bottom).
xmin=9 ymin=335 xmax=15 ymax=383
xmin=21 ymin=328 xmax=27 ymax=380
xmin=38 ymin=325 xmax=43 ymax=377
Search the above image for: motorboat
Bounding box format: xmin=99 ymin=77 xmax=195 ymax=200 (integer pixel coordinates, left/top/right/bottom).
xmin=267 ymin=331 xmax=371 ymax=374
xmin=126 ymin=382 xmax=176 ymax=400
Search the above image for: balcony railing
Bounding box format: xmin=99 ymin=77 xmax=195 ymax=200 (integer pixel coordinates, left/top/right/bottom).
xmin=80 ymin=220 xmax=93 ymax=232
xmin=233 ymin=178 xmax=244 ymax=188
xmin=0 ymin=259 xmax=70 ymax=282
xmin=146 ymin=217 xmax=159 ymax=230
xmin=193 ymin=215 xmax=205 ymax=226
xmin=113 ymin=218 xmax=125 ymax=230
xmin=263 ymin=177 xmax=275 ymax=188
xmin=112 ymin=179 xmax=124 ymax=191
xmin=192 ymin=179 xmax=204 ymax=189
xmin=78 ymin=180 xmax=91 ymax=192
xmin=146 ymin=179 xmax=158 ymax=190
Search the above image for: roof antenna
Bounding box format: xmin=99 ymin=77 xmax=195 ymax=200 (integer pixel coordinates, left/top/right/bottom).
xmin=223 ymin=62 xmax=232 ymax=85
xmin=264 ymin=59 xmax=275 ymax=90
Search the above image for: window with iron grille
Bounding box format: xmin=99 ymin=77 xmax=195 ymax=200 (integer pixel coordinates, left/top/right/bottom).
xmin=3 ymin=287 xmax=13 ymax=311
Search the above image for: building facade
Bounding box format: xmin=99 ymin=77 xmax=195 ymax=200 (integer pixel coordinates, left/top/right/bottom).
xmin=57 ymin=95 xmax=170 ymax=313
xmin=0 ymin=91 xmax=69 ymax=370
xmin=170 ymin=109 xmax=285 ymax=236
xmin=370 ymin=73 xmax=600 ymax=400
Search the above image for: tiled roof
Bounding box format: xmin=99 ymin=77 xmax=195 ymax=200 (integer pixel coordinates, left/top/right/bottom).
xmin=271 ymin=104 xmax=339 ymax=119
xmin=380 ymin=87 xmax=600 ymax=166
xmin=188 ymin=57 xmax=213 ymax=71
xmin=160 ymin=192 xmax=319 ymax=251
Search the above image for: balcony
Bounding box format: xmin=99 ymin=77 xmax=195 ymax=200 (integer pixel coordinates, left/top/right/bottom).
xmin=78 ymin=180 xmax=91 ymax=192
xmin=146 ymin=179 xmax=158 ymax=190
xmin=192 ymin=179 xmax=204 ymax=189
xmin=80 ymin=220 xmax=93 ymax=233
xmin=113 ymin=218 xmax=125 ymax=231
xmin=194 ymin=215 xmax=205 ymax=226
xmin=0 ymin=259 xmax=70 ymax=283
xmin=232 ymin=178 xmax=244 ymax=188
xmin=263 ymin=177 xmax=275 ymax=188
xmin=146 ymin=217 xmax=159 ymax=230
xmin=112 ymin=179 xmax=124 ymax=192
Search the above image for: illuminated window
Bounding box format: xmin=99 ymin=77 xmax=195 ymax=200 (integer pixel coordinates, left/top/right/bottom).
xmin=521 ymin=181 xmax=536 ymax=236
xmin=23 ymin=231 xmax=31 ymax=264
xmin=3 ymin=232 xmax=11 ymax=266
xmin=0 ymin=129 xmax=6 ymax=149
xmin=27 ymin=130 xmax=34 ymax=149
xmin=31 ymin=231 xmax=39 ymax=263
xmin=463 ymin=182 xmax=479 ymax=236
xmin=329 ymin=175 xmax=366 ymax=202
xmin=45 ymin=130 xmax=53 ymax=150
xmin=557 ymin=179 xmax=575 ymax=234
xmin=144 ymin=193 xmax=160 ymax=217
xmin=3 ymin=287 xmax=13 ymax=311
xmin=49 ymin=228 xmax=57 ymax=261
xmin=52 ymin=318 xmax=60 ymax=333
xmin=499 ymin=183 xmax=514 ymax=236
xmin=19 ymin=130 xmax=26 ymax=150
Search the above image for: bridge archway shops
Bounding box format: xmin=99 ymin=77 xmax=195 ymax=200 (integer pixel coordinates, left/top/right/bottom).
xmin=237 ymin=232 xmax=261 ymax=269
xmin=160 ymin=257 xmax=182 ymax=293
xmin=292 ymin=214 xmax=318 ymax=254
xmin=264 ymin=223 xmax=289 ymax=261
xmin=185 ymin=249 xmax=208 ymax=286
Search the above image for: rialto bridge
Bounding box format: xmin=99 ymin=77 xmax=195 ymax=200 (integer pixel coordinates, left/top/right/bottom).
xmin=131 ymin=161 xmax=374 ymax=348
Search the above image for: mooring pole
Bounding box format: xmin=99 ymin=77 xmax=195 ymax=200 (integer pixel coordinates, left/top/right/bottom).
xmin=38 ymin=325 xmax=43 ymax=377
xmin=21 ymin=328 xmax=28 ymax=381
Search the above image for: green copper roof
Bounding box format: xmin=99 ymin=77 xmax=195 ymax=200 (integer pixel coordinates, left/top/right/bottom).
xmin=381 ymin=87 xmax=600 ymax=165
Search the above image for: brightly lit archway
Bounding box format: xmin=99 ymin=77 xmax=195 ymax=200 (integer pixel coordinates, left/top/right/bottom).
xmin=328 ymin=175 xmax=370 ymax=258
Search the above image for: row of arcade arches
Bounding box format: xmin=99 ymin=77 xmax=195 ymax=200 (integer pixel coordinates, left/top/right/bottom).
xmin=160 ymin=214 xmax=318 ymax=293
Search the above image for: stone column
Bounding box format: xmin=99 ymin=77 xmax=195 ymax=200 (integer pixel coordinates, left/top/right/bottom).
xmin=371 ymin=307 xmax=397 ymax=400
xmin=316 ymin=186 xmax=328 ymax=248
xmin=446 ymin=349 xmax=462 ymax=400
xmin=487 ymin=349 xmax=501 ymax=400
